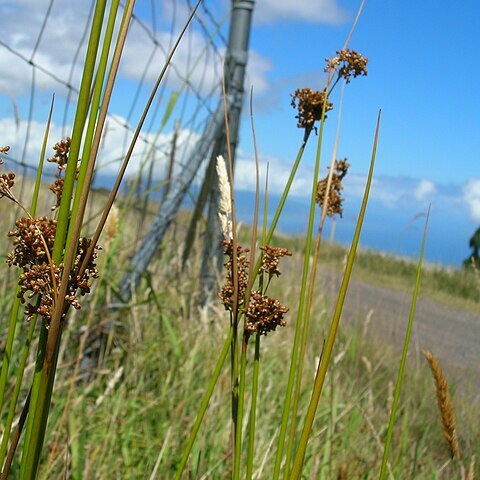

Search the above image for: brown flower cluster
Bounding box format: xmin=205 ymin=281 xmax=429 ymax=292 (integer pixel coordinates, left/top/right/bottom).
xmin=6 ymin=216 xmax=99 ymax=322
xmin=244 ymin=291 xmax=288 ymax=336
xmin=48 ymin=137 xmax=71 ymax=170
xmin=325 ymin=49 xmax=368 ymax=84
xmin=48 ymin=137 xmax=74 ymax=210
xmin=219 ymin=241 xmax=291 ymax=336
xmin=0 ymin=147 xmax=16 ymax=201
xmin=259 ymin=245 xmax=292 ymax=278
xmin=291 ymin=88 xmax=333 ymax=129
xmin=218 ymin=240 xmax=250 ymax=311
xmin=7 ymin=217 xmax=57 ymax=267
xmin=316 ymin=159 xmax=350 ymax=217
xmin=0 ymin=172 xmax=16 ymax=200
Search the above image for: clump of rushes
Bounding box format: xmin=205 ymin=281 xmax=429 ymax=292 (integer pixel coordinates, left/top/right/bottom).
xmin=1 ymin=145 xmax=99 ymax=324
xmin=177 ymin=16 xmax=371 ymax=475
xmin=316 ymin=159 xmax=350 ymax=217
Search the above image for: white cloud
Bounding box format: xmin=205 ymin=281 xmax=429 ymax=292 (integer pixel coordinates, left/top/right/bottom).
xmin=413 ymin=179 xmax=437 ymax=201
xmin=254 ymin=0 xmax=348 ymax=25
xmin=0 ymin=116 xmax=200 ymax=183
xmin=0 ymin=1 xmax=272 ymax=99
xmin=234 ymin=155 xmax=446 ymax=213
xmin=0 ymin=1 xmax=88 ymax=95
xmin=233 ymin=153 xmax=312 ymax=196
xmin=462 ymin=178 xmax=480 ymax=222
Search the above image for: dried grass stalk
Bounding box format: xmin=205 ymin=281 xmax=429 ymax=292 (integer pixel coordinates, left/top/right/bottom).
xmin=105 ymin=203 xmax=118 ymax=242
xmin=467 ymin=455 xmax=475 ymax=480
xmin=216 ymin=155 xmax=232 ymax=240
xmin=423 ymin=350 xmax=460 ymax=460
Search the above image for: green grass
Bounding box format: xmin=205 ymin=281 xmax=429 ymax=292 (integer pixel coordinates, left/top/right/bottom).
xmin=27 ymin=264 xmax=478 ymax=478
xmin=0 ymin=5 xmax=478 ymax=475
xmin=0 ymin=176 xmax=478 ymax=478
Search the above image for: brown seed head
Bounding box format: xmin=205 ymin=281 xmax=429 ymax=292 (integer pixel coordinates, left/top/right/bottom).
xmin=259 ymin=245 xmax=292 ymax=278
xmin=218 ymin=240 xmax=250 ymax=312
xmin=47 ymin=137 xmax=71 ymax=170
xmin=325 ymin=49 xmax=368 ymax=83
xmin=316 ymin=159 xmax=350 ymax=217
xmin=243 ymin=291 xmax=288 ymax=336
xmin=291 ymin=88 xmax=333 ymax=129
xmin=423 ymin=350 xmax=460 ymax=460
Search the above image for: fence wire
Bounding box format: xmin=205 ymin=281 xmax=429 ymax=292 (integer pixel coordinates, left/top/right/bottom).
xmin=0 ymin=0 xmax=228 ymax=191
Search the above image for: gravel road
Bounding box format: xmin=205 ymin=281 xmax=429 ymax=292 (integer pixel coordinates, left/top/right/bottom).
xmin=325 ymin=269 xmax=480 ymax=397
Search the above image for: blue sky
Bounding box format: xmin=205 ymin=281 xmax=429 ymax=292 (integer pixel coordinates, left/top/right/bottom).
xmin=0 ymin=0 xmax=479 ymax=266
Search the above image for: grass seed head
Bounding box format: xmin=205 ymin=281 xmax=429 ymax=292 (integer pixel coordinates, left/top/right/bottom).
xmin=105 ymin=203 xmax=118 ymax=242
xmin=216 ymin=154 xmax=232 ymax=241
xmin=423 ymin=350 xmax=461 ymax=460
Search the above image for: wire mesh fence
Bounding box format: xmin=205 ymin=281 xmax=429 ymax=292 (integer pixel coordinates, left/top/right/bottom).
xmin=0 ymin=0 xmax=229 ymax=196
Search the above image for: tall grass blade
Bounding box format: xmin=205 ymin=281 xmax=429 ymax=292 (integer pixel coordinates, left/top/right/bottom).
xmin=379 ymin=206 xmax=430 ymax=480
xmin=274 ymin=101 xmax=329 ymax=480
xmin=290 ymin=110 xmax=381 ymax=480
xmin=175 ymin=328 xmax=234 ymax=479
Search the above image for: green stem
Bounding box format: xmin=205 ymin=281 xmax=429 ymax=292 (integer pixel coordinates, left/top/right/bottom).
xmin=67 ymin=0 xmax=120 ymax=251
xmin=246 ymin=334 xmax=260 ymax=480
xmin=20 ymin=2 xmax=108 ymax=477
xmin=175 ymin=327 xmax=233 ymax=479
xmin=379 ymin=206 xmax=430 ymax=480
xmin=290 ymin=111 xmax=381 ymax=479
xmin=0 ymin=314 xmax=38 ymax=468
xmin=274 ymin=114 xmax=327 ymax=480
xmin=234 ymin=339 xmax=248 ymax=480
xmin=51 ymin=0 xmax=107 ymax=262
xmin=177 ymin=121 xmax=313 ymax=478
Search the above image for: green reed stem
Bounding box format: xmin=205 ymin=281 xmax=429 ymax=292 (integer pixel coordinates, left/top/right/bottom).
xmin=246 ymin=334 xmax=260 ymax=480
xmin=284 ymin=85 xmax=345 ymax=478
xmin=379 ymin=206 xmax=430 ymax=480
xmin=234 ymin=341 xmax=248 ymax=480
xmin=175 ymin=326 xmax=234 ymax=479
xmin=20 ymin=2 xmax=108 ymax=477
xmin=67 ymin=0 xmax=120 ymax=251
xmin=246 ymin=160 xmax=269 ymax=479
xmin=178 ymin=125 xmax=311 ymax=477
xmin=274 ymin=111 xmax=328 ymax=480
xmin=290 ymin=111 xmax=381 ymax=480
xmin=0 ymin=314 xmax=38 ymax=468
